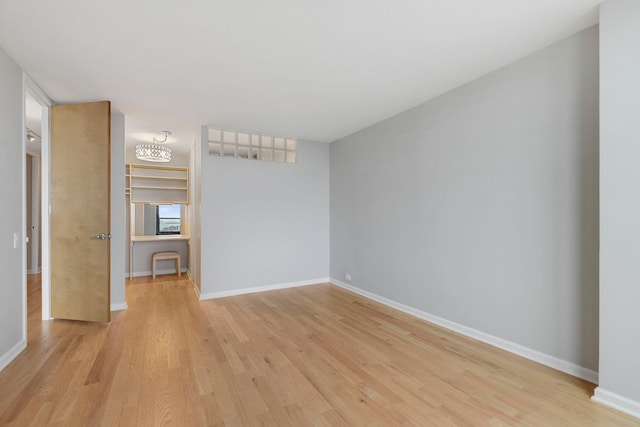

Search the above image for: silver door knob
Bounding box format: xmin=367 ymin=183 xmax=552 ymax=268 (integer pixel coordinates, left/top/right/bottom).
xmin=90 ymin=233 xmax=107 ymax=240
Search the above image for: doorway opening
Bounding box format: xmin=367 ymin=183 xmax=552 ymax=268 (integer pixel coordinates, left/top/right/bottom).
xmin=23 ymin=76 xmax=52 ymax=328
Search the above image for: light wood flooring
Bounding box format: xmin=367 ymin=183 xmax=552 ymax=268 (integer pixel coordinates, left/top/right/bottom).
xmin=0 ymin=274 xmax=637 ymax=426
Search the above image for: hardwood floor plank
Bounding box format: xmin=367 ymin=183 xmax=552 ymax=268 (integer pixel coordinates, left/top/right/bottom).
xmin=0 ymin=275 xmax=638 ymax=426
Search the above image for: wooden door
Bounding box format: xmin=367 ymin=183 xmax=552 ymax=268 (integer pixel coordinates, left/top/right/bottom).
xmin=50 ymin=101 xmax=111 ymax=322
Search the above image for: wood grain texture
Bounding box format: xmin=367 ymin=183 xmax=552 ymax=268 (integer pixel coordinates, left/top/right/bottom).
xmin=1 ymin=274 xmax=637 ymax=426
xmin=50 ymin=101 xmax=111 ymax=322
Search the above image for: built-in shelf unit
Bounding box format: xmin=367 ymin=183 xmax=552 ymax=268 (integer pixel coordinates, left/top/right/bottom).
xmin=126 ymin=163 xmax=190 ymax=279
xmin=126 ymin=164 xmax=189 ymax=204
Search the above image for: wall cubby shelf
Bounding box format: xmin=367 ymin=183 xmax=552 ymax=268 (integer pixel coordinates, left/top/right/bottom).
xmin=126 ymin=164 xmax=189 ymax=204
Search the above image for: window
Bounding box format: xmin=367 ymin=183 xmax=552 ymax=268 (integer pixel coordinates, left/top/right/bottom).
xmin=207 ymin=127 xmax=297 ymax=163
xmin=156 ymin=204 xmax=181 ymax=235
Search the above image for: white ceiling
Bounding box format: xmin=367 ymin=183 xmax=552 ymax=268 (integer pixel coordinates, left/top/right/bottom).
xmin=0 ymin=1 xmax=601 ymax=151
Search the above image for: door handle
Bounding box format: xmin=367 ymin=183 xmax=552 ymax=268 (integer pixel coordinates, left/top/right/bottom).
xmin=90 ymin=233 xmax=107 ymax=240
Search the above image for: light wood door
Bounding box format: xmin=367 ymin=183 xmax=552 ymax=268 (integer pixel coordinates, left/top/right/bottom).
xmin=50 ymin=101 xmax=111 ymax=322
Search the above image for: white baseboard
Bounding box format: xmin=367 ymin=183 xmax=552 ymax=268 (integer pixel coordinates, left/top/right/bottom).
xmin=26 ymin=266 xmax=42 ymax=275
xmin=184 ymin=270 xmax=201 ymax=298
xmin=199 ymin=277 xmax=330 ymax=300
xmin=187 ymin=271 xmax=201 ymax=299
xmin=110 ymin=302 xmax=128 ymax=312
xmin=129 ymin=267 xmax=188 ymax=278
xmin=592 ymin=387 xmax=640 ymax=419
xmin=0 ymin=339 xmax=26 ymax=372
xmin=330 ymin=278 xmax=598 ymax=384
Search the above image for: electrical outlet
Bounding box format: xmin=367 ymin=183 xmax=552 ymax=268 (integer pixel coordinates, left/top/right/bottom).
xmin=345 ymin=273 xmax=351 ymax=281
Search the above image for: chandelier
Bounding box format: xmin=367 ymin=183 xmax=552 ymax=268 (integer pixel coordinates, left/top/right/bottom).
xmin=136 ymin=131 xmax=172 ymax=162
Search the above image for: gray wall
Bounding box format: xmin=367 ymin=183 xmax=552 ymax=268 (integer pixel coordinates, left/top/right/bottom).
xmin=130 ymin=240 xmax=189 ymax=276
xmin=0 ymin=46 xmax=25 ymax=366
xmin=598 ymin=0 xmax=640 ymax=407
xmin=331 ymin=27 xmax=599 ymax=371
xmin=200 ymin=140 xmax=329 ymax=295
xmin=141 ymin=204 xmax=156 ymax=236
xmin=190 ymin=136 xmax=201 ymax=292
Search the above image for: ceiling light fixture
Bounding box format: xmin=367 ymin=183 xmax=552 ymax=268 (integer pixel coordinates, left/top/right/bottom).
xmin=135 ymin=130 xmax=172 ymax=162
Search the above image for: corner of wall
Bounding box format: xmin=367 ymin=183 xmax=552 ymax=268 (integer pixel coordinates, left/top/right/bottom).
xmin=0 ymin=340 xmax=27 ymax=373
xmin=330 ymin=278 xmax=599 ymax=384
xmin=592 ymin=387 xmax=640 ymax=420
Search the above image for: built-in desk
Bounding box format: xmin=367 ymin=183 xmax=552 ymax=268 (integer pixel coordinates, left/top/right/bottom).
xmin=130 ymin=234 xmax=190 ymax=279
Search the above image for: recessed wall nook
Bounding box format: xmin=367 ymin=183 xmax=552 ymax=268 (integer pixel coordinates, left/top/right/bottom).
xmin=126 ymin=162 xmax=190 ymax=279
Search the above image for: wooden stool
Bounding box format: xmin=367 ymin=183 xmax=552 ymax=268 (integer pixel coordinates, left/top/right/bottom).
xmin=152 ymin=251 xmax=181 ymax=279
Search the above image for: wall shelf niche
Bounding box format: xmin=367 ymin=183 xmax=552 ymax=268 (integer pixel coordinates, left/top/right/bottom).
xmin=126 ymin=163 xmax=189 ymax=204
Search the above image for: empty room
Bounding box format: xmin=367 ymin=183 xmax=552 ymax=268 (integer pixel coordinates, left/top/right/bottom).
xmin=0 ymin=0 xmax=639 ymax=425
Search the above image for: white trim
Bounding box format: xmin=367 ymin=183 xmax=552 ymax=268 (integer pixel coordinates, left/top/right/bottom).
xmin=128 ymin=267 xmax=189 ymax=278
xmin=186 ymin=269 xmax=201 ymax=299
xmin=21 ymin=76 xmax=28 ymax=345
xmin=192 ymin=282 xmax=201 ymax=299
xmin=199 ymin=278 xmax=330 ymax=300
xmin=0 ymin=340 xmax=26 ymax=372
xmin=23 ymin=74 xmax=52 ymax=107
xmin=592 ymin=387 xmax=640 ymax=420
xmin=25 ymin=267 xmax=42 ymax=275
xmin=330 ymin=278 xmax=598 ymax=384
xmin=23 ymin=74 xmax=52 ymax=322
xmin=110 ymin=302 xmax=128 ymax=312
xmin=40 ymin=104 xmax=51 ymax=321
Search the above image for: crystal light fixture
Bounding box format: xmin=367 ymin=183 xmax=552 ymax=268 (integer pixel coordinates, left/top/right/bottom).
xmin=135 ymin=131 xmax=172 ymax=162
